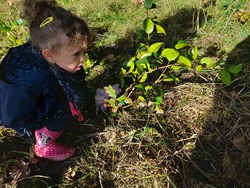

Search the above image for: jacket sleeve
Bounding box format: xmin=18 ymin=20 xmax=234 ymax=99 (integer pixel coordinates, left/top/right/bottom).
xmin=0 ymin=79 xmax=74 ymax=137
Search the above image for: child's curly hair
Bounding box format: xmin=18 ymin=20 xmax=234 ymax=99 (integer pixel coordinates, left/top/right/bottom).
xmin=21 ymin=0 xmax=92 ymax=51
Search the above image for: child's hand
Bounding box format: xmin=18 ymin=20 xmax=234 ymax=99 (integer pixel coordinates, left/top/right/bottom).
xmin=95 ymin=84 xmax=121 ymax=113
xmin=68 ymin=101 xmax=84 ymax=122
xmin=95 ymin=88 xmax=109 ymax=112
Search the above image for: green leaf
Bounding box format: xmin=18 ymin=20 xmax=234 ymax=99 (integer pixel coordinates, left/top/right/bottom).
xmin=146 ymin=62 xmax=152 ymax=71
xmin=141 ymin=52 xmax=152 ymax=59
xmin=124 ymin=97 xmax=132 ymax=104
xmin=83 ymin=53 xmax=96 ymax=72
xmin=108 ymin=98 xmax=116 ymax=108
xmin=175 ymin=40 xmax=188 ymax=49
xmin=200 ymin=57 xmax=216 ymax=68
xmin=219 ymin=70 xmax=231 ymax=86
xmin=196 ymin=65 xmax=203 ymax=72
xmin=138 ymin=96 xmax=145 ymax=101
xmin=143 ymin=18 xmax=154 ymax=34
xmin=140 ymin=126 xmax=149 ymax=138
xmin=148 ymin=42 xmax=163 ymax=54
xmin=137 ymin=50 xmax=147 ymax=59
xmin=15 ymin=38 xmax=22 ymax=45
xmin=162 ymin=74 xmax=180 ymax=83
xmin=135 ymin=57 xmax=148 ymax=68
xmin=139 ymin=72 xmax=148 ymax=83
xmin=144 ymin=0 xmax=153 ymax=9
xmin=0 ymin=22 xmax=11 ymax=32
xmin=0 ymin=27 xmax=11 ymax=32
xmin=155 ymin=96 xmax=163 ymax=104
xmin=172 ymin=65 xmax=183 ymax=71
xmin=118 ymin=100 xmax=125 ymax=107
xmin=135 ymin=60 xmax=145 ymax=69
xmin=192 ymin=46 xmax=198 ymax=60
xmin=15 ymin=18 xmax=24 ymax=25
xmin=177 ymin=55 xmax=191 ymax=68
xmin=155 ymin=105 xmax=163 ymax=114
xmin=10 ymin=21 xmax=17 ymax=30
xmin=163 ymin=76 xmax=174 ymax=82
xmin=99 ymin=58 xmax=105 ymax=66
xmin=127 ymin=58 xmax=135 ymax=73
xmin=104 ymin=85 xmax=117 ymax=98
xmin=227 ymin=64 xmax=243 ymax=74
xmin=155 ymin=24 xmax=166 ymax=35
xmin=117 ymin=95 xmax=126 ymax=102
xmin=145 ymin=85 xmax=152 ymax=92
xmin=8 ymin=35 xmax=16 ymax=44
xmin=120 ymin=67 xmax=126 ymax=75
xmin=147 ymin=127 xmax=159 ymax=136
xmin=161 ymin=48 xmax=179 ymax=61
xmin=135 ymin=84 xmax=145 ymax=90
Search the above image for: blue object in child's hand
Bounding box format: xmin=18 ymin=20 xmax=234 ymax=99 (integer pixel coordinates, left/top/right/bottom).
xmin=95 ymin=84 xmax=121 ymax=113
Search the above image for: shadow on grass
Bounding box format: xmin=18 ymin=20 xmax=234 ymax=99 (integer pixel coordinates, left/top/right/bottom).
xmin=180 ymin=36 xmax=250 ymax=187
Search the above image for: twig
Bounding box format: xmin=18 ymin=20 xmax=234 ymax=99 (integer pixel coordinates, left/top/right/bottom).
xmin=98 ymin=170 xmax=104 ymax=188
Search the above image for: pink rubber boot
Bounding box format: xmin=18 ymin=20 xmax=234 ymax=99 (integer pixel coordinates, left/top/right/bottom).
xmin=34 ymin=126 xmax=76 ymax=161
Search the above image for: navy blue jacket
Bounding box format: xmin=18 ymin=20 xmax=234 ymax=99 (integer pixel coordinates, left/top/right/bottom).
xmin=0 ymin=42 xmax=85 ymax=137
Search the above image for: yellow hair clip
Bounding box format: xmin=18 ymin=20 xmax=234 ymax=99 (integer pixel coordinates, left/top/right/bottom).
xmin=40 ymin=16 xmax=54 ymax=28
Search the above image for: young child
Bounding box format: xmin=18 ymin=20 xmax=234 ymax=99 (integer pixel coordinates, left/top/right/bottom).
xmin=0 ymin=0 xmax=92 ymax=161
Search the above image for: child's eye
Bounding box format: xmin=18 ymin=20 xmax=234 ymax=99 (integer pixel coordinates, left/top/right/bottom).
xmin=74 ymin=50 xmax=84 ymax=57
xmin=74 ymin=51 xmax=80 ymax=56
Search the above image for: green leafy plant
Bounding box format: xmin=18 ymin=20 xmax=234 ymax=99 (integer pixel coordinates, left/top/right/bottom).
xmin=219 ymin=63 xmax=243 ymax=85
xmin=104 ymin=85 xmax=132 ymax=114
xmin=118 ymin=0 xmax=199 ymax=112
xmin=115 ymin=0 xmax=243 ymax=114
xmin=94 ymin=0 xmax=243 ymax=115
xmin=197 ymin=56 xmax=243 ymax=86
xmin=0 ymin=19 xmax=27 ymax=45
xmin=0 ymin=18 xmax=28 ymax=59
xmin=83 ymin=53 xmax=96 ymax=74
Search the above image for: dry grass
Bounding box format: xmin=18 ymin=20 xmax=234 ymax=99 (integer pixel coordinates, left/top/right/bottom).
xmin=56 ymin=81 xmax=250 ymax=187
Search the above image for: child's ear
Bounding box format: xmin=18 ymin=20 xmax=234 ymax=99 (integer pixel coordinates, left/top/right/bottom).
xmin=42 ymin=48 xmax=54 ymax=63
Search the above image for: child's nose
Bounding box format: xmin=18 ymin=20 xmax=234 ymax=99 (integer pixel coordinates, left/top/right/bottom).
xmin=80 ymin=54 xmax=85 ymax=63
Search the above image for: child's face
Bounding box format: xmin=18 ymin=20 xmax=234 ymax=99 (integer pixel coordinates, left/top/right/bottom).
xmin=50 ymin=43 xmax=85 ymax=73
